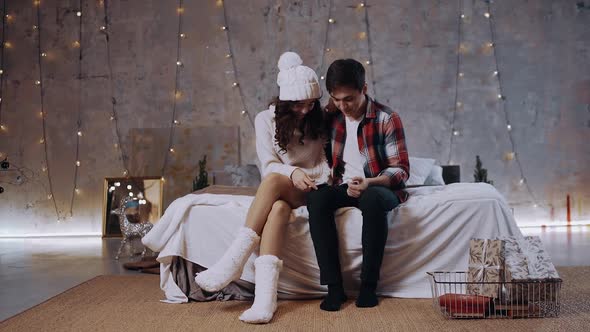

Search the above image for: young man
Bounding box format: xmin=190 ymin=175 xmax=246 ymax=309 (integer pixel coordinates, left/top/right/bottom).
xmin=306 ymin=59 xmax=410 ymax=311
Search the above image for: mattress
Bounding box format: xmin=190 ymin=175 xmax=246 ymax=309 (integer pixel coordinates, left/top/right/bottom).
xmin=143 ymin=183 xmax=523 ymax=303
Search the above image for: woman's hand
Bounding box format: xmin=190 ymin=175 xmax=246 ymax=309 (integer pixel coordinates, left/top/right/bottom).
xmin=347 ymin=177 xmax=368 ymax=198
xmin=291 ymin=169 xmax=318 ymax=192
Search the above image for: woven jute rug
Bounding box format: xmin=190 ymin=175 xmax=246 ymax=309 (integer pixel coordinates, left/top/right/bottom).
xmin=1 ymin=267 xmax=588 ymax=331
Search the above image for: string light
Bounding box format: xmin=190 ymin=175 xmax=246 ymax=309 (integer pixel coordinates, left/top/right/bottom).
xmin=0 ymin=2 xmax=5 ymax=141
xmin=447 ymin=0 xmax=464 ymax=165
xmin=179 ymin=33 xmax=185 ymax=38
xmin=485 ymin=1 xmax=542 ymax=209
xmin=33 ymin=1 xmax=61 ymax=221
xmin=225 ymin=53 xmax=232 ymax=58
xmin=69 ymin=0 xmax=84 ymax=217
xmin=328 ymin=18 xmax=335 ymax=23
xmin=101 ymin=0 xmax=130 ymax=176
xmin=161 ymin=0 xmax=185 ymax=181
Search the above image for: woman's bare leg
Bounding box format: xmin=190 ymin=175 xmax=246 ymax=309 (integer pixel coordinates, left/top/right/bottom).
xmin=259 ymin=200 xmax=292 ymax=256
xmin=245 ymin=173 xmax=305 ymax=235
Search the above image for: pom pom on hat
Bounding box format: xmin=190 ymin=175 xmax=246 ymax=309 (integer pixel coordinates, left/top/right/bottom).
xmin=277 ymin=52 xmax=303 ymax=71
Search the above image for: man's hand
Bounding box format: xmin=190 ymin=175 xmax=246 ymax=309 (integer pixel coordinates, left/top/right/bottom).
xmin=291 ymin=169 xmax=318 ymax=192
xmin=347 ymin=177 xmax=368 ymax=198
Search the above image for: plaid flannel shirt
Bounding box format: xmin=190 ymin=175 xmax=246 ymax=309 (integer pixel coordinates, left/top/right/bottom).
xmin=326 ymin=96 xmax=410 ymax=203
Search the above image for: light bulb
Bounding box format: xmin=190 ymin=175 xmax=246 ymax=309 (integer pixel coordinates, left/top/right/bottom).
xmin=42 ymin=166 xmax=47 ymax=172
xmin=173 ymin=120 xmax=180 ymax=125
xmin=497 ymin=94 xmax=503 ymax=99
xmin=123 ymin=170 xmax=129 ymax=176
xmin=176 ymin=61 xmax=182 ymax=66
xmin=493 ymin=70 xmax=498 ymax=76
xmin=328 ymin=18 xmax=335 ymax=23
xmin=76 ymin=160 xmax=81 ymax=166
xmin=484 ymin=12 xmax=490 ymax=18
xmin=507 ymin=124 xmax=512 ymax=130
xmin=365 ymin=60 xmax=371 ymax=65
xmin=76 ymin=11 xmax=82 ymax=17
xmin=460 ymin=14 xmax=465 ymax=18
xmin=75 ymin=188 xmax=80 ymax=194
xmin=320 ymin=76 xmax=325 ymax=80
xmin=114 ymin=182 xmax=121 ymax=187
xmin=0 ymin=69 xmax=3 ymax=74
xmin=169 ymin=148 xmax=175 ymax=153
xmin=232 ymin=82 xmax=239 ymax=87
xmin=129 ymin=192 xmax=134 ymax=197
xmin=453 ymin=130 xmax=460 ymax=136
xmin=456 ymin=101 xmax=462 ymax=107
xmin=325 ymin=48 xmax=331 ymax=52
xmin=161 ymin=177 xmax=166 ymax=182
xmin=77 ymin=131 xmax=82 ymax=136
xmin=488 ymin=42 xmax=494 ymax=47
xmin=35 ymin=80 xmax=41 ymax=85
xmin=180 ymin=33 xmax=185 ymax=38
xmin=241 ymin=110 xmax=247 ymax=115
xmin=458 ymin=72 xmax=464 ymax=77
xmin=359 ymin=3 xmax=366 ymax=8
xmin=100 ymin=26 xmax=106 ymax=31
xmin=127 ymin=185 xmax=132 ymax=190
xmin=225 ymin=53 xmax=232 ymax=58
xmin=39 ymin=138 xmax=45 ymax=144
xmin=41 ymin=52 xmax=47 ymax=57
xmin=221 ymin=26 xmax=227 ymax=31
xmin=72 ymin=41 xmax=80 ymax=48
xmin=519 ymin=178 xmax=525 ymax=185
xmin=0 ymin=124 xmax=5 ymax=130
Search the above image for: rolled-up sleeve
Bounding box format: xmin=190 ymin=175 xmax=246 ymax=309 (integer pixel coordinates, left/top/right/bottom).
xmin=379 ymin=112 xmax=410 ymax=188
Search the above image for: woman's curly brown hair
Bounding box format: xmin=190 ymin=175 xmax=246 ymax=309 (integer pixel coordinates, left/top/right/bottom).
xmin=270 ymin=97 xmax=327 ymax=154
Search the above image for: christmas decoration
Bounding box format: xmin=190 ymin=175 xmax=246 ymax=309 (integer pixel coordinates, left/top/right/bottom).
xmin=474 ymin=155 xmax=493 ymax=185
xmin=193 ymin=155 xmax=209 ymax=191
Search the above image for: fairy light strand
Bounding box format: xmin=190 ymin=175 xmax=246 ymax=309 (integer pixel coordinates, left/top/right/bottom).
xmin=69 ymin=0 xmax=84 ymax=215
xmin=317 ymin=0 xmax=334 ymax=82
xmin=160 ymin=0 xmax=184 ymax=177
xmin=101 ymin=0 xmax=129 ymax=176
xmin=447 ymin=0 xmax=463 ymax=165
xmin=485 ymin=1 xmax=541 ymax=208
xmin=220 ymin=1 xmax=254 ymax=127
xmin=0 ymin=0 xmax=6 ymax=129
xmin=360 ymin=2 xmax=377 ymax=98
xmin=35 ymin=1 xmax=61 ymax=220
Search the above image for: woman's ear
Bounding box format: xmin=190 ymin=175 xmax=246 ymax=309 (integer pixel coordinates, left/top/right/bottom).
xmin=362 ymin=83 xmax=368 ymax=95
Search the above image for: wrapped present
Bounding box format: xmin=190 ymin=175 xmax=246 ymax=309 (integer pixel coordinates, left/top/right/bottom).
xmin=467 ymin=239 xmax=505 ymax=298
xmin=497 ymin=236 xmax=560 ymax=303
xmin=439 ymin=293 xmax=492 ymax=318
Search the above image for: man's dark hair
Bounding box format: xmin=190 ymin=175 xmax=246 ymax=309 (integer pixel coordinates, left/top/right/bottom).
xmin=325 ymin=59 xmax=366 ymax=93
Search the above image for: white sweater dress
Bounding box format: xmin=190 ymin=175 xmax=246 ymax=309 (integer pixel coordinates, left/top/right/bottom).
xmin=255 ymin=105 xmax=331 ymax=185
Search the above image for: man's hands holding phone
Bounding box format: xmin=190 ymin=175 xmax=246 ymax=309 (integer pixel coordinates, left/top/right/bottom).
xmin=291 ymin=169 xmax=318 ymax=192
xmin=347 ymin=177 xmax=368 ymax=198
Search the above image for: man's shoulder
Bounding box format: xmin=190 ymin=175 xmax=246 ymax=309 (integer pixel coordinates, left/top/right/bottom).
xmin=370 ymin=98 xmax=401 ymax=120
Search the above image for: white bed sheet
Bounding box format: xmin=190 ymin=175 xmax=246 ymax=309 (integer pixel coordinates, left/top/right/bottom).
xmin=142 ymin=183 xmax=523 ymax=303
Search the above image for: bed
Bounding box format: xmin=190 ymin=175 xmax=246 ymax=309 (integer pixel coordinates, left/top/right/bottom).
xmin=142 ymin=162 xmax=524 ymax=303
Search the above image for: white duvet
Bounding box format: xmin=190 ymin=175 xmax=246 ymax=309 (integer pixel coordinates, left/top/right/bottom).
xmin=142 ymin=183 xmax=523 ymax=303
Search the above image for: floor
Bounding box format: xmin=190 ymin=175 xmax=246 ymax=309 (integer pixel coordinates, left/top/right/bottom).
xmin=0 ymin=226 xmax=588 ymax=321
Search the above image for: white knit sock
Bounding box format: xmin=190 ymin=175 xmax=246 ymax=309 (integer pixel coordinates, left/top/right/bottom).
xmin=195 ymin=226 xmax=260 ymax=292
xmin=239 ymin=255 xmax=283 ymax=324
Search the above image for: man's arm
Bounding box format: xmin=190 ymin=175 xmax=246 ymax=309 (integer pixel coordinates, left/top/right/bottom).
xmin=379 ymin=112 xmax=410 ymax=188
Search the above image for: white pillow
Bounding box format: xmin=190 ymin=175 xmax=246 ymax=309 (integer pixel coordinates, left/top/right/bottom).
xmin=406 ymin=157 xmax=436 ymax=186
xmin=424 ymin=165 xmax=445 ymax=186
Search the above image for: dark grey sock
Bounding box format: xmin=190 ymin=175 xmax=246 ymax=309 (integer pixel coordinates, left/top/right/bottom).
xmin=320 ymin=283 xmax=348 ymax=311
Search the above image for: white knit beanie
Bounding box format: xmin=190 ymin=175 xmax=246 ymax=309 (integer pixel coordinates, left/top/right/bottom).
xmin=276 ymin=52 xmax=321 ymax=101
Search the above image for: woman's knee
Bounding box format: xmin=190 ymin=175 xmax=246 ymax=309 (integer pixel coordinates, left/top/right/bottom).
xmin=259 ymin=173 xmax=290 ymax=191
xmin=268 ymin=200 xmax=292 ymax=222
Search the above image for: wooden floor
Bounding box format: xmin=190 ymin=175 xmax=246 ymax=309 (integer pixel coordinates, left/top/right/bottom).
xmin=0 ymin=226 xmax=588 ymax=321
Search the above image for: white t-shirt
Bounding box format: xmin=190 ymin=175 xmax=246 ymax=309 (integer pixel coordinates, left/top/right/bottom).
xmin=342 ymin=116 xmax=365 ymax=184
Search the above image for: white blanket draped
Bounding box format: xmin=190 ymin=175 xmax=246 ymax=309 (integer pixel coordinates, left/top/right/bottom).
xmin=142 ymin=183 xmax=523 ymax=303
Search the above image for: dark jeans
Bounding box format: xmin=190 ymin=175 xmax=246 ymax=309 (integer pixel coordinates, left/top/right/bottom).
xmin=306 ymin=184 xmax=400 ymax=285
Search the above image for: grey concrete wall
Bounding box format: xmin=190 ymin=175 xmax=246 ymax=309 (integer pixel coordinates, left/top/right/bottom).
xmin=0 ymin=0 xmax=588 ymax=235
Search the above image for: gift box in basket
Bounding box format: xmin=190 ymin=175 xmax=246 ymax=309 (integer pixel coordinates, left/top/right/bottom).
xmin=499 ymin=236 xmax=560 ymax=304
xmin=467 ymin=239 xmax=504 ymax=298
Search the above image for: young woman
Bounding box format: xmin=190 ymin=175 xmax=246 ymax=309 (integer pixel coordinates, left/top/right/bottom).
xmin=195 ymin=52 xmax=330 ymax=324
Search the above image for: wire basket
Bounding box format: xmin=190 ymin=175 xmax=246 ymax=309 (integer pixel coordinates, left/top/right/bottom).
xmin=427 ymin=271 xmax=562 ymax=319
